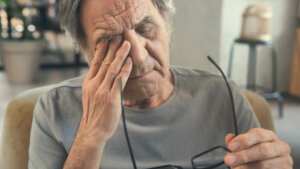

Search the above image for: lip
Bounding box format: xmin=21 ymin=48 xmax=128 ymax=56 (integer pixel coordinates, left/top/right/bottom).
xmin=129 ymin=70 xmax=153 ymax=80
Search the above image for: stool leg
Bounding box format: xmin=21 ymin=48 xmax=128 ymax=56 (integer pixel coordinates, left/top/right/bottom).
xmin=278 ymin=95 xmax=284 ymax=118
xmin=271 ymin=43 xmax=283 ymax=118
xmin=247 ymin=44 xmax=257 ymax=91
xmin=272 ymin=45 xmax=278 ymax=91
xmin=227 ymin=42 xmax=236 ymax=78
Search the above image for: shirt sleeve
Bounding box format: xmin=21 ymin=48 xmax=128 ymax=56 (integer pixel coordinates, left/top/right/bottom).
xmin=28 ymin=92 xmax=67 ymax=169
xmin=230 ymin=81 xmax=261 ymax=134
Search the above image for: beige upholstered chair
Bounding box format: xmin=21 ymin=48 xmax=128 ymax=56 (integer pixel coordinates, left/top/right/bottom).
xmin=243 ymin=90 xmax=275 ymax=131
xmin=0 ymin=87 xmax=275 ymax=169
xmin=0 ymin=85 xmax=55 ymax=169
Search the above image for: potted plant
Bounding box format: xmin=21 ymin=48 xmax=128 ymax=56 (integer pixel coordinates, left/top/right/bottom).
xmin=0 ymin=0 xmax=43 ymax=84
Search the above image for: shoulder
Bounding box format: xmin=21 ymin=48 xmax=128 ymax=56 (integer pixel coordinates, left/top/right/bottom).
xmin=33 ymin=75 xmax=85 ymax=128
xmin=32 ymin=75 xmax=86 ymax=143
xmin=46 ymin=75 xmax=85 ymax=94
xmin=170 ymin=65 xmax=219 ymax=78
xmin=39 ymin=75 xmax=85 ymax=102
xmin=170 ymin=65 xmax=232 ymax=92
xmin=170 ymin=66 xmax=260 ymax=131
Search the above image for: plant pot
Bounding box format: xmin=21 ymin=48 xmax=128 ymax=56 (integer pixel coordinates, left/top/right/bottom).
xmin=0 ymin=40 xmax=43 ymax=84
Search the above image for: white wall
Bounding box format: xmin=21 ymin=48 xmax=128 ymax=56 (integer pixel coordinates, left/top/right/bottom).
xmin=170 ymin=0 xmax=223 ymax=72
xmin=170 ymin=0 xmax=297 ymax=92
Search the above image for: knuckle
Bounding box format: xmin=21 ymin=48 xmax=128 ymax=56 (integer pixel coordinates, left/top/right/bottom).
xmin=96 ymin=90 xmax=109 ymax=100
xmin=258 ymin=161 xmax=270 ymax=169
xmin=108 ymin=66 xmax=118 ymax=76
xmin=120 ymin=67 xmax=131 ymax=75
xmin=92 ymin=59 xmax=101 ymax=66
xmin=259 ymin=143 xmax=272 ymax=157
xmin=103 ymin=58 xmax=110 ymax=63
xmin=238 ymin=134 xmax=250 ymax=147
xmin=101 ymin=60 xmax=110 ymax=67
xmin=82 ymin=82 xmax=93 ymax=92
xmin=254 ymin=128 xmax=265 ymax=138
xmin=267 ymin=130 xmax=277 ymax=139
xmin=249 ymin=128 xmax=259 ymax=133
xmin=240 ymin=151 xmax=251 ymax=163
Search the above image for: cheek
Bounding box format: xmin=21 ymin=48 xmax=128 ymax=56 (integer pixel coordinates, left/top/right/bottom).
xmin=145 ymin=36 xmax=170 ymax=66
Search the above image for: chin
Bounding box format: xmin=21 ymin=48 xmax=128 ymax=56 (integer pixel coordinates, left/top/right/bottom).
xmin=123 ymin=76 xmax=164 ymax=101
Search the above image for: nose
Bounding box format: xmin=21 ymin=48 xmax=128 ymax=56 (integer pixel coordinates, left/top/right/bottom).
xmin=124 ymin=29 xmax=148 ymax=65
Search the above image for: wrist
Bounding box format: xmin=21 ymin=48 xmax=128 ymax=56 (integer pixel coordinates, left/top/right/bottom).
xmin=75 ymin=127 xmax=108 ymax=150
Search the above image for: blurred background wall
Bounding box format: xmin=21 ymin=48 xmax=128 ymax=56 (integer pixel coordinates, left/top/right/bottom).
xmin=170 ymin=0 xmax=222 ymax=72
xmin=170 ymin=0 xmax=298 ymax=92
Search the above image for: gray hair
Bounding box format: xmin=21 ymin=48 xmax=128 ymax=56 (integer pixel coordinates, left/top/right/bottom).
xmin=59 ymin=0 xmax=176 ymax=62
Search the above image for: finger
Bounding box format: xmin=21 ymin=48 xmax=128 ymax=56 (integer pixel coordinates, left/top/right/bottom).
xmin=87 ymin=40 xmax=109 ymax=79
xmin=224 ymin=141 xmax=291 ymax=167
xmin=228 ymin=128 xmax=277 ymax=152
xmin=230 ymin=155 xmax=293 ymax=169
xmin=102 ymin=41 xmax=131 ymax=89
xmin=226 ymin=133 xmax=235 ymax=147
xmin=96 ymin=36 xmax=123 ymax=80
xmin=111 ymin=57 xmax=133 ymax=94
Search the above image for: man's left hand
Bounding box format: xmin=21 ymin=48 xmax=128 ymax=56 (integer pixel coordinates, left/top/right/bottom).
xmin=224 ymin=128 xmax=293 ymax=169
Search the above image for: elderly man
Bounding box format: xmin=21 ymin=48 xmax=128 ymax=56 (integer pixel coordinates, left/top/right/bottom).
xmin=28 ymin=0 xmax=293 ymax=168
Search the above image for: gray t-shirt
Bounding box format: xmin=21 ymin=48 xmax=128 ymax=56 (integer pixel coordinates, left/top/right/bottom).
xmin=28 ymin=66 xmax=260 ymax=169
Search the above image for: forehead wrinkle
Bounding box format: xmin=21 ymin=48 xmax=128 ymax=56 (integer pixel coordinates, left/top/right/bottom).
xmin=112 ymin=0 xmax=125 ymax=14
xmin=104 ymin=14 xmax=123 ymax=33
xmin=109 ymin=1 xmax=149 ymax=32
xmin=103 ymin=1 xmax=147 ymax=33
xmin=90 ymin=0 xmax=152 ymax=44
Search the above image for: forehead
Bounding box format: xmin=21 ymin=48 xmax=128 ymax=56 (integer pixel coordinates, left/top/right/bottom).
xmin=81 ymin=0 xmax=154 ymax=28
xmin=91 ymin=0 xmax=149 ymax=17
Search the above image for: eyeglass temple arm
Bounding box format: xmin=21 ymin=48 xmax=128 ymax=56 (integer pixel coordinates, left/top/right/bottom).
xmin=119 ymin=78 xmax=138 ymax=169
xmin=207 ymin=56 xmax=239 ymax=136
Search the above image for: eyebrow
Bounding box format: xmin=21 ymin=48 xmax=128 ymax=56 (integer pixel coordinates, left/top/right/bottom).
xmin=135 ymin=16 xmax=156 ymax=29
xmin=96 ymin=16 xmax=156 ymax=43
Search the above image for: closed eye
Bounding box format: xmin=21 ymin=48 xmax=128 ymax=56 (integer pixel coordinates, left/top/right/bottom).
xmin=96 ymin=34 xmax=118 ymax=44
xmin=135 ymin=23 xmax=156 ymax=38
xmin=135 ymin=16 xmax=157 ymax=39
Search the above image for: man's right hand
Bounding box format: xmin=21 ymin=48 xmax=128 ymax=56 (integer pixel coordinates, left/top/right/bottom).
xmin=63 ymin=37 xmax=132 ymax=169
xmin=78 ymin=36 xmax=133 ymax=144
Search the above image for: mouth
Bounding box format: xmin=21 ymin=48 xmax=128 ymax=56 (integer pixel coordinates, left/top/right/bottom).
xmin=129 ymin=70 xmax=153 ymax=80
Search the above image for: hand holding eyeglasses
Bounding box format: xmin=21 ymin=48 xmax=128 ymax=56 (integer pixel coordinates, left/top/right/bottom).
xmin=224 ymin=128 xmax=293 ymax=169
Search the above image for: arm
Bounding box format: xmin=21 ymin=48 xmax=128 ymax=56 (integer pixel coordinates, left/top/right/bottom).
xmin=29 ymin=94 xmax=68 ymax=169
xmin=63 ymin=36 xmax=133 ymax=169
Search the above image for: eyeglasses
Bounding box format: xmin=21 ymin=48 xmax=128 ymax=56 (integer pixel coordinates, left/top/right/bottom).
xmin=118 ymin=56 xmax=239 ymax=169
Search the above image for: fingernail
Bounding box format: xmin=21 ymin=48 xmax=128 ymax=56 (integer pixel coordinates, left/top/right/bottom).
xmin=125 ymin=58 xmax=131 ymax=64
xmin=123 ymin=41 xmax=130 ymax=48
xmin=229 ymin=142 xmax=240 ymax=151
xmin=227 ymin=155 xmax=237 ymax=165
